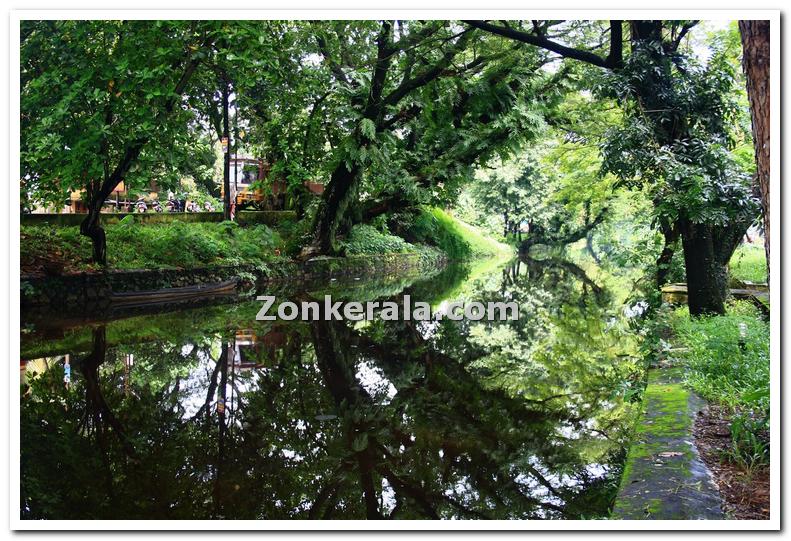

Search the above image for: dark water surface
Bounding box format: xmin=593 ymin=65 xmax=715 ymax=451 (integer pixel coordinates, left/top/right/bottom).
xmin=20 ymin=255 xmax=644 ymax=520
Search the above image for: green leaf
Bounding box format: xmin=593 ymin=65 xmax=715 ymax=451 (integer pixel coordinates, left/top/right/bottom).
xmin=360 ymin=118 xmax=376 ymax=140
xmin=351 ymin=433 xmax=368 ymax=452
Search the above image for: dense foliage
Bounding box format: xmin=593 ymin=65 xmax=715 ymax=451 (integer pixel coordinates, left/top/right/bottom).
xmin=21 ymin=21 xmax=764 ymax=300
xmin=19 ymin=18 xmax=773 ymax=520
xmin=670 ymin=301 xmax=769 ymax=467
xmin=21 ymin=221 xmax=281 ymax=271
xmin=398 ymin=207 xmax=509 ymax=259
xmin=340 ymin=224 xmax=413 ymax=255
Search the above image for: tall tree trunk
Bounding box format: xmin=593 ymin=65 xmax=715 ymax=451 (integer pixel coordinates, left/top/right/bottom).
xmin=221 ymin=79 xmax=232 ymax=221
xmin=739 ymin=20 xmax=771 ymax=284
xmin=679 ymin=219 xmax=746 ymax=316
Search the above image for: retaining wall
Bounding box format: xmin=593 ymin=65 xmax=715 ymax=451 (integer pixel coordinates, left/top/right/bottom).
xmin=21 ymin=252 xmax=446 ymax=317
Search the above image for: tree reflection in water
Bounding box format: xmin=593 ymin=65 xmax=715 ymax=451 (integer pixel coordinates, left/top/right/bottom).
xmin=21 ymin=256 xmax=643 ymax=520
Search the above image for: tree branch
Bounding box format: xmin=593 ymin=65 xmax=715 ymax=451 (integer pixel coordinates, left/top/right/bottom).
xmin=670 ymin=21 xmax=699 ymax=52
xmin=520 ymin=207 xmax=609 ymax=251
xmin=464 ymin=20 xmax=621 ymax=70
xmin=363 ymin=20 xmax=395 ymax=122
xmin=315 ymin=33 xmax=351 ymax=86
xmin=382 ymin=30 xmax=473 ymax=108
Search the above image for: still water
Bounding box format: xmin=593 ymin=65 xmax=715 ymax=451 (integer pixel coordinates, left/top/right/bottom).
xmin=20 ymin=255 xmax=645 ymax=520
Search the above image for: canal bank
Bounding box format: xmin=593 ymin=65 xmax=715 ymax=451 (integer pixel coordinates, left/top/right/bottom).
xmin=21 ymin=250 xmax=448 ymax=317
xmin=611 ymin=297 xmax=771 ymax=520
xmin=610 ymin=300 xmax=728 ymax=520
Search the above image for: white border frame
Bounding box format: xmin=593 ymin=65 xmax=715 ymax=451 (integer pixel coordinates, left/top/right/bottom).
xmin=7 ymin=8 xmax=782 ymax=531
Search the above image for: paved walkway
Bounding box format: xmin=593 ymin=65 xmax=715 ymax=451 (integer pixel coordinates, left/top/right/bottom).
xmin=611 ymin=367 xmax=725 ymax=520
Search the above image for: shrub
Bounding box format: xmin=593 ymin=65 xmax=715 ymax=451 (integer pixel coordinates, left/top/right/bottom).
xmin=341 ymin=224 xmax=413 ymax=255
xmin=670 ymin=301 xmax=769 ymax=467
xmin=728 ymin=410 xmax=769 ymax=471
xmin=672 ymin=301 xmax=769 ymax=411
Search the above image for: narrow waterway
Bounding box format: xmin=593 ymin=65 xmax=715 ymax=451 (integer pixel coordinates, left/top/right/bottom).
xmin=20 ymin=253 xmax=645 ymax=520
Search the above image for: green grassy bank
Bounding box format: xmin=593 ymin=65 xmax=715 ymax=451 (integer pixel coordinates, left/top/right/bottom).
xmin=21 ymin=207 xmax=510 ymax=275
xmin=730 ymin=243 xmax=768 ymax=284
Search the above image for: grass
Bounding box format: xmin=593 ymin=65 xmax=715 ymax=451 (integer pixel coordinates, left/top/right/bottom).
xmin=341 ymin=208 xmax=511 ymax=261
xmin=730 ymin=243 xmax=767 ymax=284
xmin=669 ymin=300 xmax=770 ymax=468
xmin=671 ymin=301 xmax=769 ymax=410
xmin=403 ymin=207 xmax=512 ymax=259
xmin=21 ymin=220 xmax=282 ymax=272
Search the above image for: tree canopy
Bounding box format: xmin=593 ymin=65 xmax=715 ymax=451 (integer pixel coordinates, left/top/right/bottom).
xmin=20 ymin=19 xmax=766 ymax=314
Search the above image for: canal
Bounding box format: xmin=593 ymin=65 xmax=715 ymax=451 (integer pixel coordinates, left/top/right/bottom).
xmin=20 ymin=253 xmax=645 ymax=520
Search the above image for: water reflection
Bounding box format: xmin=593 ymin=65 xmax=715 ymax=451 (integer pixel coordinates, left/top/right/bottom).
xmin=20 ymin=255 xmax=643 ymax=520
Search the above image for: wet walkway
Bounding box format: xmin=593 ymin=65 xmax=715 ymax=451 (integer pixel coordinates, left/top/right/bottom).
xmin=611 ymin=366 xmax=725 ymax=520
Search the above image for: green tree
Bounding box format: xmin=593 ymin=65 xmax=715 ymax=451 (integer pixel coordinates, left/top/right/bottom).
xmin=597 ymin=22 xmax=758 ymax=314
xmin=470 ymin=154 xmax=546 ymax=241
xmin=466 ymin=20 xmax=759 ymax=315
xmin=20 ymin=21 xmax=222 ymax=263
xmin=240 ymin=22 xmax=344 ymax=217
xmin=294 ymin=21 xmax=560 ymax=256
xmin=188 ymin=21 xmax=280 ymax=219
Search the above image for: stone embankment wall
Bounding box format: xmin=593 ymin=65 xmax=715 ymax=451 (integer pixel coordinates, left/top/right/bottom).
xmin=21 ymin=252 xmax=446 ymax=315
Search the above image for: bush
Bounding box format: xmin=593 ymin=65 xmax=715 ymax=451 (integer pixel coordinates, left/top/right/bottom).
xmin=671 ymin=301 xmax=769 ymax=411
xmin=728 ymin=410 xmax=769 ymax=470
xmin=341 ymin=224 xmax=413 ymax=255
xmin=670 ymin=301 xmax=769 ymax=467
xmin=21 ymin=225 xmax=90 ymax=265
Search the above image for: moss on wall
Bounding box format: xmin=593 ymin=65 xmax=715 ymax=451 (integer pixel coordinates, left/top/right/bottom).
xmin=611 ymin=368 xmax=724 ymax=519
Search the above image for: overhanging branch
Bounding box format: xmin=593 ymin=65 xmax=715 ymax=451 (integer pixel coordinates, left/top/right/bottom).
xmin=464 ymin=20 xmax=623 ymax=70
